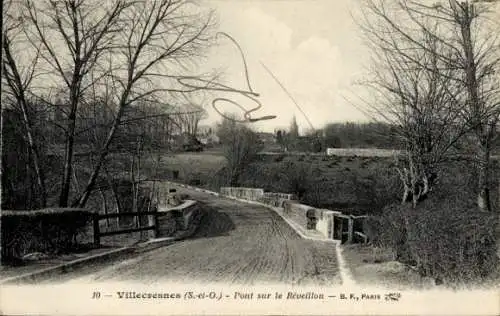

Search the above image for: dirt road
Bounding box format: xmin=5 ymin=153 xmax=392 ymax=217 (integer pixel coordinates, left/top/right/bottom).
xmin=56 ymin=188 xmax=341 ymax=286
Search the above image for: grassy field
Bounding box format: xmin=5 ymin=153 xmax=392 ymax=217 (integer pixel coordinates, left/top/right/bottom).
xmin=96 ymin=149 xmax=499 ymax=288
xmin=148 ymin=151 xmax=399 ymax=214
xmin=147 ymin=149 xmax=500 ymax=216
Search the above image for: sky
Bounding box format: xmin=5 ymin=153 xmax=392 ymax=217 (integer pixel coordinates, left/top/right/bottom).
xmin=199 ymin=0 xmax=372 ymax=133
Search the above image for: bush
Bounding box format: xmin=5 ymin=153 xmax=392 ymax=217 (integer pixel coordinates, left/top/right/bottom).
xmin=280 ymin=161 xmax=312 ymax=200
xmin=1 ymin=209 xmax=94 ymax=265
xmin=407 ymin=198 xmax=497 ymax=284
xmin=352 ymin=171 xmax=400 ymax=214
xmin=274 ymin=154 xmax=285 ymax=162
xmin=368 ymin=198 xmax=498 ymax=285
xmin=364 ymin=203 xmax=405 ymax=252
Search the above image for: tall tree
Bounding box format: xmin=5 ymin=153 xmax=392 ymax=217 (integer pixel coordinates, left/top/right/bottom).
xmin=360 ymin=0 xmax=500 ymax=210
xmin=217 ymin=115 xmax=263 ymax=186
xmin=74 ymin=0 xmax=215 ymax=207
xmin=23 ymin=0 xmax=131 ymax=207
xmin=289 ymin=115 xmax=299 ymax=138
xmin=2 ymin=0 xmax=47 ymax=206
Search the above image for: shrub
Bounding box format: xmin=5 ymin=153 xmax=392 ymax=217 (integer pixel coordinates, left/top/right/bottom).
xmin=352 ymin=172 xmax=400 ymax=214
xmin=406 ymin=197 xmax=497 ymax=284
xmin=274 ymin=154 xmax=285 ymax=162
xmin=1 ymin=209 xmax=94 ymax=265
xmin=368 ymin=197 xmax=498 ymax=285
xmin=302 ymin=181 xmax=323 ymax=206
xmin=364 ymin=203 xmax=405 ymax=252
xmin=280 ymin=161 xmax=312 ymax=200
xmin=188 ymin=178 xmax=202 ymax=186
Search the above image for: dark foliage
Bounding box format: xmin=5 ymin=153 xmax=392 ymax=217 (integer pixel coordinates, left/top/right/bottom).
xmin=366 ymin=197 xmax=498 ymax=284
xmin=321 ymin=122 xmax=402 ymax=149
xmin=1 ymin=209 xmax=94 ymax=265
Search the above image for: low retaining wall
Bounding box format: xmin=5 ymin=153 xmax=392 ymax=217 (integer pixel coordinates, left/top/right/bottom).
xmin=260 ymin=192 xmax=298 ymax=207
xmin=156 ymin=200 xmax=202 ymax=238
xmin=283 ymin=201 xmax=316 ymax=231
xmin=282 ymin=202 xmax=346 ymax=240
xmin=139 ymin=181 xmax=204 ymax=239
xmin=219 ymin=186 xmax=365 ymax=242
xmin=263 ymin=192 xmax=297 ymax=200
xmin=326 ymin=148 xmax=401 ymax=157
xmin=220 ymin=187 xmax=265 ymax=201
xmin=316 ymin=209 xmax=341 ymax=239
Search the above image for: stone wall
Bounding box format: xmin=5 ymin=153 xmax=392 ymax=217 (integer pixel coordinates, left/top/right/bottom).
xmin=326 ymin=148 xmax=400 ymax=157
xmin=260 ymin=192 xmax=297 ymax=207
xmin=220 ymin=186 xmax=346 ymax=241
xmin=315 ymin=209 xmax=341 ymax=239
xmin=156 ymin=200 xmax=201 ymax=238
xmin=283 ymin=201 xmax=316 ymax=231
xmin=220 ymin=187 xmax=265 ymax=201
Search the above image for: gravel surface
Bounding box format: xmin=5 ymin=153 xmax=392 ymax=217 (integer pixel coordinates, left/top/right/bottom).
xmin=55 ymin=188 xmax=341 ymax=286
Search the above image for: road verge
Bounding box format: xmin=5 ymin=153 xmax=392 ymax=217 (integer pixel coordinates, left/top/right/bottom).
xmin=0 ymin=207 xmax=206 ymax=285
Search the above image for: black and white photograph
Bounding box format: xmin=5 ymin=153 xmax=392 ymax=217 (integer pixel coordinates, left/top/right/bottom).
xmin=0 ymin=0 xmax=499 ymax=315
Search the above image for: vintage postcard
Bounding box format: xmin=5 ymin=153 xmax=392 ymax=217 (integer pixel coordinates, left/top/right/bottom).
xmin=1 ymin=0 xmax=499 ymax=315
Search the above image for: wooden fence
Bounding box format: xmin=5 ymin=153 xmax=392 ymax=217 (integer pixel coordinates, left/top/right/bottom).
xmin=333 ymin=214 xmax=368 ymax=244
xmin=92 ymin=211 xmax=159 ymax=246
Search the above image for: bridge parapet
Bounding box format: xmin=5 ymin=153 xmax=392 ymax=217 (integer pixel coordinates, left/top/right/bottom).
xmin=157 ymin=200 xmax=199 ymax=234
xmin=220 ymin=187 xmax=264 ymax=201
xmin=219 ymin=186 xmax=367 ymax=244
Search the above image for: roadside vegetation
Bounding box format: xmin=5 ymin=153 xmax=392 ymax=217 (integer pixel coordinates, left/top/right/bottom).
xmin=2 ymin=0 xmax=499 ymax=288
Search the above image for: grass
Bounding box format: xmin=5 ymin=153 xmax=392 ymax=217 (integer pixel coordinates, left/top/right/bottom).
xmin=341 ymin=244 xmax=500 ymax=290
xmin=159 ymin=153 xmax=226 ymax=179
xmin=341 ymin=244 xmax=436 ymax=290
xmin=142 ymin=150 xmax=500 ymax=215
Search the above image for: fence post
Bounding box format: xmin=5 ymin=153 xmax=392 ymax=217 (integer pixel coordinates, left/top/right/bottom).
xmin=336 ymin=215 xmax=343 ymax=240
xmin=0 ymin=217 xmax=4 ymax=265
xmin=329 ymin=213 xmax=334 ymax=239
xmin=93 ymin=214 xmax=101 ymax=247
xmin=149 ymin=213 xmax=159 ymax=239
xmin=347 ymin=217 xmax=354 ymax=244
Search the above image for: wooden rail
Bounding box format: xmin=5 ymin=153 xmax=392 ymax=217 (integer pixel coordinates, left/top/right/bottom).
xmin=93 ymin=212 xmax=159 ymax=246
xmin=334 ymin=214 xmax=368 ymax=244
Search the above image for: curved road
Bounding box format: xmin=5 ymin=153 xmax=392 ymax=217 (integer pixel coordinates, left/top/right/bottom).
xmin=57 ymin=188 xmax=341 ymax=286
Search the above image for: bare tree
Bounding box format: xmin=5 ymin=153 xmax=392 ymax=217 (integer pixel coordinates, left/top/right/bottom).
xmin=73 ymin=0 xmax=215 ymax=207
xmin=216 ymin=115 xmax=263 ymax=186
xmin=174 ymin=102 xmax=208 ymax=136
xmin=359 ymin=0 xmax=500 ymax=210
xmin=2 ymin=0 xmax=49 ymax=207
xmin=21 ymin=0 xmax=131 ymax=207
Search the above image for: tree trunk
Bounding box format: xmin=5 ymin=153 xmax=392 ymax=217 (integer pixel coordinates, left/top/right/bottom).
xmin=73 ymin=89 xmax=130 ymax=208
xmin=99 ymin=187 xmax=110 ymax=228
xmin=2 ymin=40 xmax=47 ymax=207
xmin=131 ymin=151 xmax=138 ymax=227
xmin=59 ymin=83 xmax=80 ymax=207
xmin=477 ymin=142 xmax=492 ymax=212
xmin=459 ymin=3 xmax=492 ymax=212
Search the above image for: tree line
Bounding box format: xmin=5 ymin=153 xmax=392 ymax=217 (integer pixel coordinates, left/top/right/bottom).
xmin=359 ymin=0 xmax=500 ymax=212
xmin=357 ymin=0 xmax=500 ymax=283
xmin=274 ymin=119 xmax=402 ymax=152
xmin=2 ymin=0 xmax=215 ymax=210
